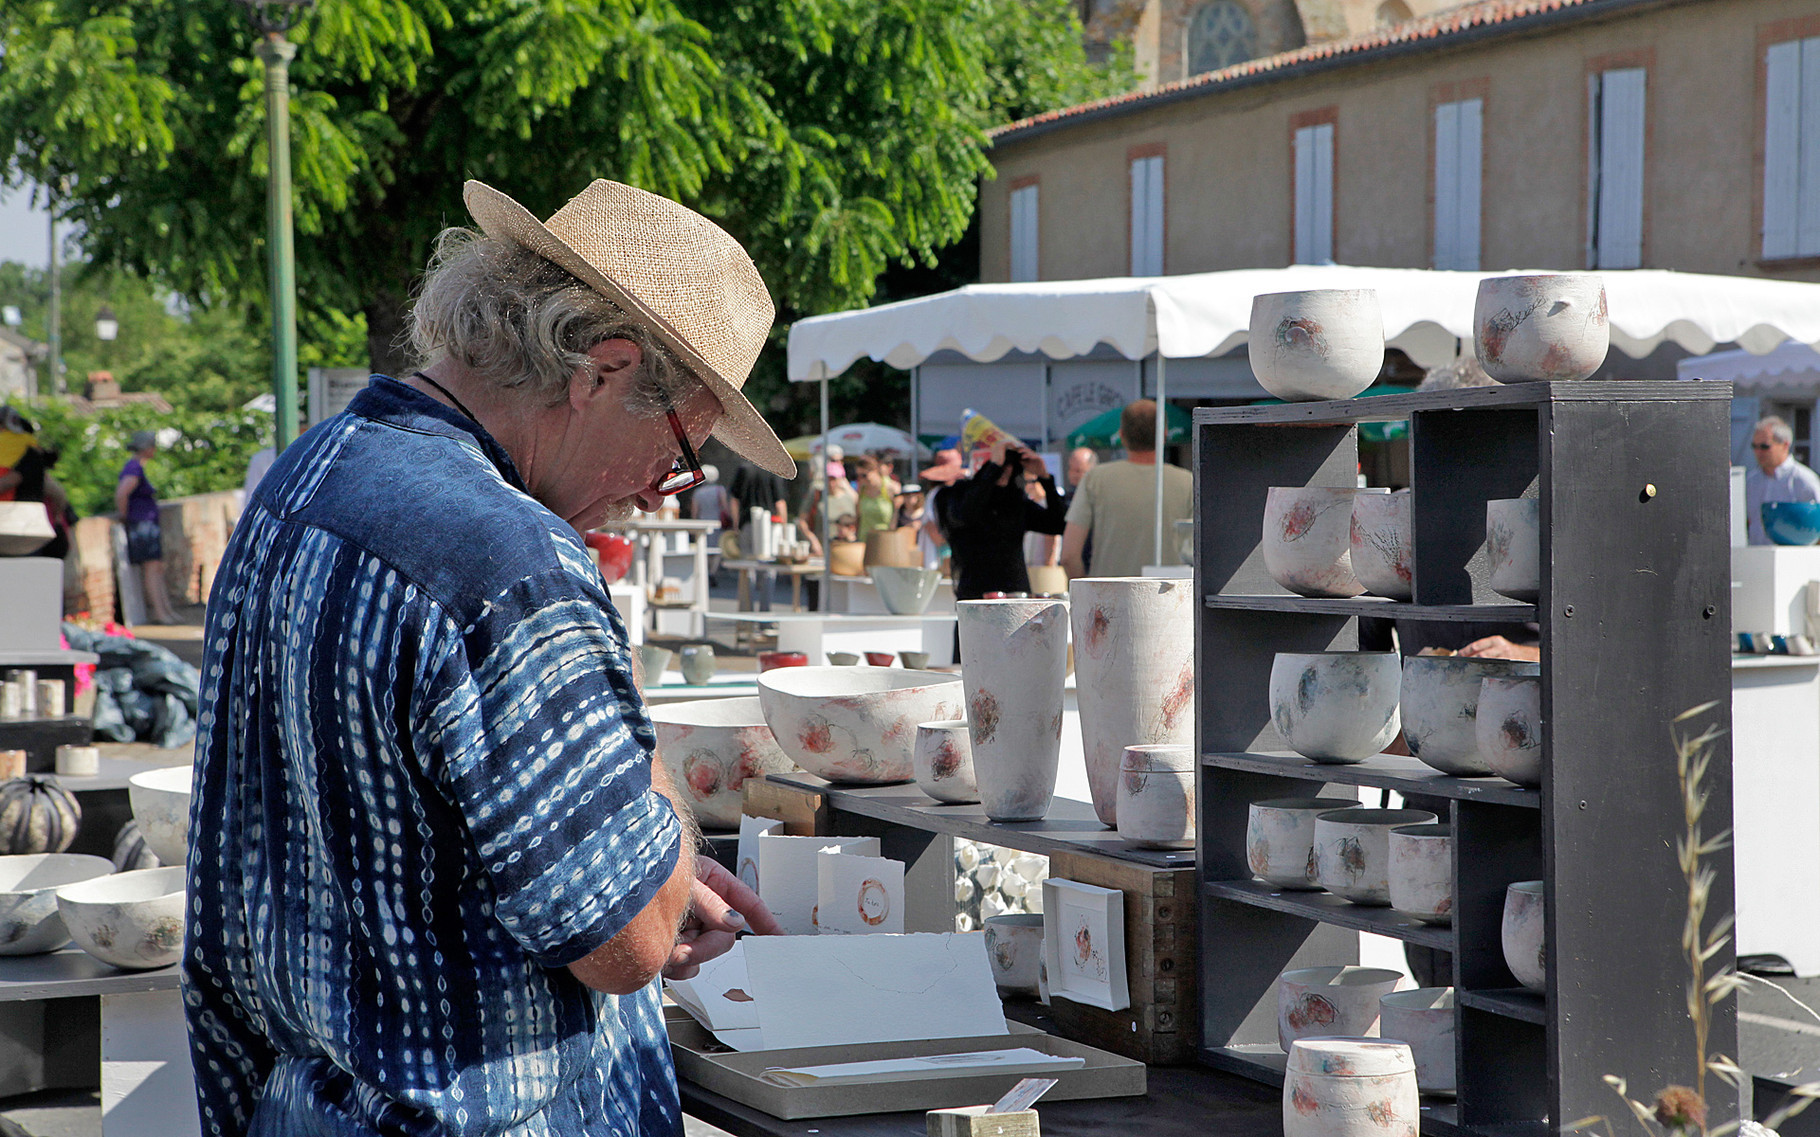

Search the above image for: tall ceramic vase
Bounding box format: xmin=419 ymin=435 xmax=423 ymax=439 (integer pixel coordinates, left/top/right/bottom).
xmin=958 ymin=598 xmax=1070 ymax=822
xmin=1069 ymin=578 xmax=1196 ymax=827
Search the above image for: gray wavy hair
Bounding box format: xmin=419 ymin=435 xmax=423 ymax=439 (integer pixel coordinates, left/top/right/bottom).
xmin=1758 ymin=416 xmax=1795 ymax=446
xmin=409 ymin=229 xmax=695 ymax=416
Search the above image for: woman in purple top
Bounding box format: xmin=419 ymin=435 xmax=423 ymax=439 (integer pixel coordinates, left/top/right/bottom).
xmin=115 ymin=430 xmax=179 ymax=624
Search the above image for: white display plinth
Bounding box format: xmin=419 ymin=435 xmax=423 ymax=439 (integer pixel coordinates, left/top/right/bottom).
xmin=102 ymin=989 xmax=198 ymax=1137
xmin=607 ymin=583 xmax=644 ymax=646
xmin=1731 ymin=654 xmax=1820 ymax=974
xmin=1731 ymin=545 xmax=1820 ymax=636
xmin=825 ymin=575 xmax=957 ymax=616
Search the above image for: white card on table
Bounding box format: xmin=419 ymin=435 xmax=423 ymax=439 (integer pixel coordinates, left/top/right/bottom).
xmin=758 ymin=834 xmax=879 ymax=935
xmin=736 ymin=815 xmax=784 ymax=893
xmin=665 ymin=940 xmax=759 ymax=1032
xmin=816 ymin=849 xmax=905 ymax=935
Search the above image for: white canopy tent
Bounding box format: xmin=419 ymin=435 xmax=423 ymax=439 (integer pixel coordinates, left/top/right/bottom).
xmin=1678 ymin=340 xmax=1820 ymax=466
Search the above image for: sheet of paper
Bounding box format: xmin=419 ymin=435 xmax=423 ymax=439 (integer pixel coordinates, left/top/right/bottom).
xmin=743 ymin=932 xmax=1009 ymax=1049
xmin=757 ymin=1048 xmax=1083 ymax=1087
xmin=665 ymin=940 xmax=759 ymax=1031
xmin=816 ymin=849 xmax=905 ymax=935
xmin=759 ymin=834 xmax=879 ymax=935
xmin=736 ymin=815 xmax=784 ymax=893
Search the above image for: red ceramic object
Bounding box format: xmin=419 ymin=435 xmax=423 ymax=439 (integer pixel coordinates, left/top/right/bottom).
xmin=864 ymin=652 xmax=896 ymax=667
xmin=584 ymin=532 xmax=636 ymax=584
xmin=757 ymin=651 xmax=809 ymax=672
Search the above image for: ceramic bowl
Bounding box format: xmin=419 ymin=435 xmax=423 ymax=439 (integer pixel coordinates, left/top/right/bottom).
xmin=1474 ymin=274 xmax=1609 ymax=382
xmin=1764 ymin=502 xmax=1820 ymax=546
xmin=1269 ymin=651 xmax=1401 ymax=764
xmin=1277 ymin=965 xmax=1407 ymax=1050
xmin=1263 ymin=487 xmax=1385 ymax=598
xmin=913 ymin=720 xmax=979 ymax=804
xmin=983 ymin=913 xmax=1044 ymax=998
xmin=56 ymin=865 xmax=186 ymax=971
xmin=870 ymin=566 xmax=941 ymax=615
xmin=1400 ymin=656 xmax=1540 ymax=776
xmin=1116 ymin=745 xmax=1195 ymax=850
xmin=649 ymin=697 xmax=798 ymax=830
xmin=1388 ymin=823 xmax=1453 ymax=925
xmin=827 ymin=652 xmax=861 ymax=666
xmin=1350 ymin=489 xmax=1413 ymax=600
xmin=899 ymin=651 xmax=931 ymax=670
xmin=1486 ymin=498 xmax=1540 ymax=602
xmin=1502 ymin=880 xmax=1546 ymax=991
xmin=1314 ymin=808 xmax=1437 ymax=905
xmin=127 ymin=765 xmax=192 ymax=868
xmin=0 ymin=854 xmax=116 ymax=956
xmin=1476 ymin=676 xmax=1543 ymax=786
xmin=1248 ymin=289 xmax=1387 ymax=402
xmin=757 ymin=651 xmax=809 ymax=672
xmin=1246 ymin=797 xmax=1359 ymax=890
xmin=1283 ymin=1037 xmax=1419 ymax=1136
xmin=1379 ymin=987 xmax=1457 ymax=1095
xmin=758 ymin=666 xmax=965 ymax=785
xmin=864 ymin=652 xmax=897 ymax=667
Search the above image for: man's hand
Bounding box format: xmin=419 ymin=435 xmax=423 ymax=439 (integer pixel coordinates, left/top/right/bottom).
xmin=1457 ymin=635 xmax=1541 ymax=662
xmin=662 ymin=855 xmax=784 ymax=981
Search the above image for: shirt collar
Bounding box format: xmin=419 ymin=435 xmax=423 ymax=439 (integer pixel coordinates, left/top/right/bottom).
xmin=346 ymin=374 xmax=528 ymax=492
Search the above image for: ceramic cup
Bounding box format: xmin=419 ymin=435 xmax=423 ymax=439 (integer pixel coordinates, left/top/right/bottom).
xmin=54 ymin=746 xmax=99 ymax=777
xmin=1115 ymin=745 xmax=1195 ymax=849
xmin=864 ymin=651 xmax=897 ymax=667
xmin=1502 ymin=880 xmax=1546 ymax=991
xmin=1314 ymin=807 xmax=1438 ymax=905
xmin=1247 ymin=797 xmax=1359 ymax=890
xmin=957 ymin=599 xmax=1070 ymax=822
xmin=913 ymin=720 xmax=979 ymax=804
xmin=1263 ymin=487 xmax=1388 ymax=598
xmin=1248 ymin=289 xmax=1387 ymax=402
xmin=982 ymin=913 xmax=1045 ymax=998
xmin=1379 ymin=987 xmax=1457 ymax=1096
xmin=1269 ymin=651 xmax=1401 ymax=764
xmin=1350 ymin=489 xmax=1413 ymax=600
xmin=1388 ymin=823 xmax=1454 ymax=925
xmin=1400 ymin=656 xmax=1540 ymax=776
xmin=899 ymin=651 xmax=931 ymax=670
xmin=637 ymin=645 xmax=672 ymax=684
xmin=1476 ymin=675 xmax=1543 ymax=786
xmin=1474 ymin=274 xmax=1609 ymax=383
xmin=679 ymin=645 xmax=716 ymax=686
xmin=827 ymin=652 xmax=861 ymax=666
xmin=1283 ymin=1037 xmax=1420 ymax=1137
xmin=1277 ymin=965 xmax=1407 ymax=1050
xmin=757 ymin=651 xmax=809 ymax=672
xmin=1486 ymin=498 xmax=1541 ymax=603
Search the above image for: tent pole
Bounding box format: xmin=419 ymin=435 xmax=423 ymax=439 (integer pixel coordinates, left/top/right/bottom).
xmin=821 ymin=376 xmax=831 ymax=613
xmin=1154 ymin=353 xmax=1166 ymax=568
xmin=911 ymin=366 xmax=921 ymax=471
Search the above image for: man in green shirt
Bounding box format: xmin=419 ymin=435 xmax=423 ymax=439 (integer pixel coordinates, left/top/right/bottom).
xmin=1060 ymin=399 xmax=1192 ymax=579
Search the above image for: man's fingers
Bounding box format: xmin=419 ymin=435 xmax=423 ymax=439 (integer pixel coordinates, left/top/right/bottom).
xmin=686 ymin=878 xmax=744 ymax=936
xmin=696 ymin=855 xmax=784 ymax=936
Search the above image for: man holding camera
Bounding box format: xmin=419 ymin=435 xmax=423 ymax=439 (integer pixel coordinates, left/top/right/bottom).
xmin=944 ymin=439 xmax=1067 ymax=600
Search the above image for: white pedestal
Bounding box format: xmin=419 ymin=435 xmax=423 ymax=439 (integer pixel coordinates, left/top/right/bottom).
xmin=826 ymin=576 xmax=957 ymax=616
xmin=1731 ymin=655 xmax=1820 ymax=974
xmin=607 ymin=584 xmax=644 ymax=646
xmin=102 ymin=989 xmax=199 ymax=1137
xmin=1731 ymin=545 xmax=1820 ymax=636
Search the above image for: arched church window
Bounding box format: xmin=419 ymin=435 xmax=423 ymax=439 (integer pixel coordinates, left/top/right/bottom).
xmin=1187 ymin=1 xmax=1258 ymax=76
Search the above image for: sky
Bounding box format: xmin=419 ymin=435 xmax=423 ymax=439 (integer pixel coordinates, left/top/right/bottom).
xmin=0 ymin=186 xmax=51 ymax=268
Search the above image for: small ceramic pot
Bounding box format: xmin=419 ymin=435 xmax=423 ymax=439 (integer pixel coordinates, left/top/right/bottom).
xmin=1486 ymin=498 xmax=1541 ymax=603
xmin=871 ymin=566 xmax=942 ymax=615
xmin=1263 ymin=488 xmax=1387 ymax=598
xmin=127 ymin=765 xmax=192 ymax=868
xmin=982 ymin=913 xmax=1044 ymax=998
xmin=1116 ymin=745 xmax=1195 ymax=849
xmin=637 ymin=645 xmax=672 ymax=684
xmin=1388 ymin=824 xmax=1453 ymax=925
xmin=1378 ymin=987 xmax=1457 ymax=1096
xmin=757 ymin=651 xmax=809 ymax=672
xmin=55 ymin=746 xmax=99 ymax=777
xmin=1277 ymin=965 xmax=1407 ymax=1049
xmin=649 ymin=697 xmax=798 ymax=830
xmin=864 ymin=652 xmax=897 ymax=667
xmin=56 ymin=865 xmax=187 ymax=971
xmin=1476 ymin=676 xmax=1543 ymax=786
xmin=1350 ymin=490 xmax=1413 ymax=600
xmin=913 ymin=720 xmax=979 ymax=804
xmin=1283 ymin=1037 xmax=1420 ymax=1137
xmin=958 ymin=599 xmax=1070 ymax=822
xmin=679 ymin=645 xmax=716 ymax=685
xmin=827 ymin=652 xmax=861 ymax=666
xmin=0 ymin=752 xmax=23 ymax=781
xmin=1248 ymin=289 xmax=1387 ymax=402
xmin=1474 ymin=274 xmax=1609 ymax=383
xmin=1269 ymin=652 xmax=1401 ymax=764
xmin=1502 ymin=880 xmax=1546 ymax=991
xmin=899 ymin=651 xmax=931 ymax=670
xmin=1247 ymin=797 xmax=1359 ymax=890
xmin=1314 ymin=807 xmax=1437 ymax=905
xmin=0 ymin=854 xmax=116 ymax=956
xmin=1400 ymin=656 xmax=1540 ymax=776
xmin=758 ymin=666 xmax=965 ymax=784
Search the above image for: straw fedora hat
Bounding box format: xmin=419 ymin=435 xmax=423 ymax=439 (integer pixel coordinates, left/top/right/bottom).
xmin=463 ymin=179 xmax=796 ymax=477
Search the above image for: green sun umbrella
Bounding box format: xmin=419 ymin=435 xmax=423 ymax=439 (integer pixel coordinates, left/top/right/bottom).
xmin=1065 ymin=403 xmax=1191 ymax=451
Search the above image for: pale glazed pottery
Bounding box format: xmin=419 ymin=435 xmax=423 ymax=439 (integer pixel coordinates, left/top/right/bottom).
xmin=1486 ymin=498 xmax=1541 ymax=602
xmin=899 ymin=651 xmax=931 ymax=670
xmin=983 ymin=913 xmax=1044 ymax=998
xmin=1269 ymin=652 xmax=1401 ymax=764
xmin=56 ymin=865 xmax=186 ymax=970
xmin=1283 ymin=1037 xmax=1419 ymax=1137
xmin=1349 ymin=490 xmax=1413 ymax=600
xmin=1379 ymin=987 xmax=1456 ymax=1096
xmin=1115 ymin=745 xmax=1195 ymax=850
xmin=913 ymin=720 xmax=979 ymax=804
xmin=1248 ymin=289 xmax=1387 ymax=402
xmin=1400 ymin=656 xmax=1540 ymax=776
xmin=1278 ymin=965 xmax=1407 ymax=1050
xmin=757 ymin=666 xmax=965 ymax=785
xmin=1314 ymin=808 xmax=1437 ymax=905
xmin=959 ymin=599 xmax=1070 ymax=822
xmin=636 ymin=645 xmax=672 ymax=684
xmin=679 ymin=645 xmax=716 ymax=685
xmin=1070 ymin=578 xmax=1195 ymax=827
xmin=1263 ymin=488 xmax=1387 ymax=598
xmin=1387 ymin=823 xmax=1453 ymax=925
xmin=1248 ymin=797 xmax=1359 ymax=890
xmin=0 ymin=854 xmax=115 ymax=956
xmin=1474 ymin=274 xmax=1609 ymax=383
xmin=1502 ymin=880 xmax=1546 ymax=991
xmin=827 ymin=652 xmax=861 ymax=666
xmin=126 ymin=765 xmax=192 ymax=868
xmin=649 ymin=697 xmax=798 ymax=830
xmin=55 ymin=746 xmax=99 ymax=777
xmin=1476 ymin=675 xmax=1543 ymax=786
xmin=870 ymin=566 xmax=941 ymax=615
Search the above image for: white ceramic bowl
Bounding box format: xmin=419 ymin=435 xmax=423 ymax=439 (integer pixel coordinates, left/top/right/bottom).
xmin=0 ymin=854 xmax=116 ymax=956
xmin=1270 ymin=651 xmax=1401 ymax=764
xmin=56 ymin=865 xmax=186 ymax=970
xmin=1277 ymin=964 xmax=1407 ymax=1050
xmin=1350 ymin=489 xmax=1413 ymax=600
xmin=127 ymin=765 xmax=192 ymax=868
xmin=1474 ymin=274 xmax=1609 ymax=382
xmin=1486 ymin=498 xmax=1541 ymax=602
xmin=983 ymin=913 xmax=1044 ymax=998
xmin=1400 ymin=656 xmax=1540 ymax=776
xmin=1476 ymin=676 xmax=1543 ymax=786
xmin=758 ymin=666 xmax=965 ymax=784
xmin=1115 ymin=745 xmax=1195 ymax=849
xmin=1314 ymin=807 xmax=1437 ymax=905
xmin=1246 ymin=797 xmax=1358 ymax=890
xmin=649 ymin=697 xmax=799 ymax=830
xmin=1263 ymin=487 xmax=1385 ymax=598
xmin=913 ymin=720 xmax=979 ymax=804
xmin=1379 ymin=987 xmax=1457 ymax=1095
xmin=870 ymin=566 xmax=941 ymax=616
xmin=1388 ymin=823 xmax=1453 ymax=925
xmin=1502 ymin=880 xmax=1546 ymax=991
xmin=1248 ymin=289 xmax=1386 ymax=402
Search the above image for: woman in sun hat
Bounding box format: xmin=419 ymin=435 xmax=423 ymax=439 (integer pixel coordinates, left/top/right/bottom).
xmin=114 ymin=429 xmax=179 ymax=624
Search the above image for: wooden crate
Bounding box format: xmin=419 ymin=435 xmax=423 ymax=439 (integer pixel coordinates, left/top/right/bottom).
xmin=741 ymin=776 xmax=829 ymax=836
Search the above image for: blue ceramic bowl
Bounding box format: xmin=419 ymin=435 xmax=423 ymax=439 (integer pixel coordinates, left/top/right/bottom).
xmin=1764 ymin=502 xmax=1820 ymax=545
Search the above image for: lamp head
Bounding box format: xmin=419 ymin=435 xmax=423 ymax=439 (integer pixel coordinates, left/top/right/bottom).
xmin=237 ymin=0 xmax=314 ymax=34
xmin=94 ymin=306 xmax=118 ymax=342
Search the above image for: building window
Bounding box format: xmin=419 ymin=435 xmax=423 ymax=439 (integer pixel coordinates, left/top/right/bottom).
xmin=1764 ymin=36 xmax=1820 ymax=260
xmin=1010 ymin=182 xmax=1039 ymax=282
xmin=1433 ymin=97 xmax=1483 ymax=271
xmin=1586 ymin=67 xmax=1646 ymax=269
xmin=1130 ymin=154 xmax=1165 ymax=276
xmin=1375 ymin=0 xmax=1412 ymax=26
xmin=1187 ymin=1 xmax=1257 ymax=76
xmin=1294 ymin=122 xmax=1335 ymax=264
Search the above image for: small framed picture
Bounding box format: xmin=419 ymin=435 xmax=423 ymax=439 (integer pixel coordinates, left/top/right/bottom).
xmin=1041 ymin=878 xmax=1129 ymax=1012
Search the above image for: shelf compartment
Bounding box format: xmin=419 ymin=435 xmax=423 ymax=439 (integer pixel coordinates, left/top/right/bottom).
xmin=1190 ymin=379 xmax=1730 ymax=427
xmin=1202 ymin=751 xmax=1540 ymax=807
xmin=1203 ymin=595 xmax=1538 ymax=622
xmin=1458 ymin=988 xmax=1547 ymax=1025
xmin=1203 ymin=879 xmax=1452 ymax=949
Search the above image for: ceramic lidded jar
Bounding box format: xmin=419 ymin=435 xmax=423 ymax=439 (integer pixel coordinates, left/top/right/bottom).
xmin=1314 ymin=807 xmax=1438 ymax=905
xmin=982 ymin=913 xmax=1044 ymax=998
xmin=1277 ymin=965 xmax=1408 ymax=1050
xmin=1476 ymin=675 xmax=1543 ymax=786
xmin=1116 ymin=745 xmax=1195 ymax=850
xmin=1387 ymin=823 xmax=1453 ymax=925
xmin=1248 ymin=289 xmax=1388 ymax=402
xmin=1263 ymin=488 xmax=1386 ymax=599
xmin=649 ymin=697 xmax=798 ymax=831
xmin=1350 ymin=489 xmax=1413 ymax=601
xmin=1069 ymin=578 xmax=1195 ymax=827
xmin=1502 ymin=880 xmax=1547 ymax=991
xmin=1486 ymin=498 xmax=1541 ymax=603
xmin=1247 ymin=797 xmax=1358 ymax=890
xmin=958 ymin=598 xmax=1070 ymax=822
xmin=1269 ymin=652 xmax=1401 ymax=764
xmin=1378 ymin=987 xmax=1457 ymax=1096
xmin=1474 ymin=274 xmax=1609 ymax=383
xmin=1283 ymin=1037 xmax=1420 ymax=1137
xmin=913 ymin=720 xmax=979 ymax=804
xmin=1400 ymin=656 xmax=1540 ymax=776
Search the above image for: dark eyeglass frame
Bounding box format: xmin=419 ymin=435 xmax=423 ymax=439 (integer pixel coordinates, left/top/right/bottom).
xmin=656 ymin=403 xmax=706 ymax=496
xmin=1752 ymin=442 xmax=1778 ymax=451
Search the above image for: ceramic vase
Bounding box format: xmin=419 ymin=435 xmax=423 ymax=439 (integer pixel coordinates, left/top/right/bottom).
xmin=1277 ymin=965 xmax=1407 ymax=1050
xmin=913 ymin=720 xmax=979 ymax=804
xmin=1247 ymin=797 xmax=1360 ymax=890
xmin=1400 ymin=656 xmax=1540 ymax=776
xmin=1263 ymin=488 xmax=1388 ymax=598
xmin=1486 ymin=498 xmax=1541 ymax=602
xmin=1069 ymin=578 xmax=1195 ymax=827
xmin=1502 ymin=880 xmax=1546 ymax=991
xmin=679 ymin=645 xmax=716 ymax=685
xmin=1387 ymin=823 xmax=1453 ymax=925
xmin=1314 ymin=807 xmax=1437 ymax=905
xmin=1283 ymin=1038 xmax=1420 ymax=1137
xmin=1474 ymin=274 xmax=1609 ymax=382
xmin=1248 ymin=289 xmax=1387 ymax=402
xmin=636 ymin=645 xmax=672 ymax=685
xmin=958 ymin=599 xmax=1070 ymax=822
xmin=649 ymin=697 xmax=798 ymax=830
xmin=1476 ymin=676 xmax=1543 ymax=786
xmin=1269 ymin=652 xmax=1401 ymax=764
xmin=1350 ymin=490 xmax=1413 ymax=600
xmin=982 ymin=913 xmax=1044 ymax=998
xmin=1115 ymin=745 xmax=1195 ymax=849
xmin=1378 ymin=987 xmax=1457 ymax=1096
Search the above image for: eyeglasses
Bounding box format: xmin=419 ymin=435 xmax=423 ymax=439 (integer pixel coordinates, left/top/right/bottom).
xmin=1753 ymin=442 xmax=1778 ymax=451
xmin=655 ymin=405 xmax=706 ymax=495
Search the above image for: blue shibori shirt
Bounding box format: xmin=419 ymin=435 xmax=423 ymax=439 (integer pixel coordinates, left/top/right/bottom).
xmin=183 ymin=376 xmax=685 ymax=1137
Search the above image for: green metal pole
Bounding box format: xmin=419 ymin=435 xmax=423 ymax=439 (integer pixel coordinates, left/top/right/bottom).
xmin=45 ymin=212 xmax=60 ymax=397
xmin=257 ymin=35 xmax=300 ymax=451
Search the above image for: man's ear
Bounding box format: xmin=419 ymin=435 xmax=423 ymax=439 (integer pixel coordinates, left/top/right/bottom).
xmin=569 ymin=337 xmax=644 ymax=411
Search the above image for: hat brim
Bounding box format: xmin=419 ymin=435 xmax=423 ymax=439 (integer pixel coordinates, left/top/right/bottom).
xmin=463 ymin=182 xmax=797 ymax=479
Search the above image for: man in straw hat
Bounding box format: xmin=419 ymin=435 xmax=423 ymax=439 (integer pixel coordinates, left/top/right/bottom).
xmin=184 ymin=180 xmax=793 ymax=1136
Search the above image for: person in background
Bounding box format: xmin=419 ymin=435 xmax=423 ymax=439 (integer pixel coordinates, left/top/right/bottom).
xmin=852 ymin=454 xmax=896 ymax=542
xmin=728 ymin=458 xmax=788 ymax=528
xmin=690 ymin=464 xmax=733 ymax=529
xmin=0 ymin=440 xmax=73 ymax=559
xmin=798 ymin=448 xmax=856 ymax=554
xmin=918 ymin=448 xmax=965 ymax=575
xmin=1746 ymin=415 xmax=1820 ymax=545
xmin=242 ymin=446 xmax=277 ymax=500
xmin=115 ymin=430 xmax=180 ymax=624
xmin=946 ymin=438 xmax=1066 ymax=600
xmin=1060 ymin=400 xmax=1192 ymax=579
xmin=1064 ymin=446 xmax=1097 ymax=494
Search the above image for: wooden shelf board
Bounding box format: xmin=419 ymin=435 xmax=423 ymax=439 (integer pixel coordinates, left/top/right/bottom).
xmin=1201 ymin=751 xmax=1541 ymax=807
xmin=1202 ymin=595 xmax=1538 ymax=622
xmin=1459 ymin=987 xmax=1548 ymax=1024
xmin=1202 ymin=879 xmax=1452 ymax=949
xmin=1191 ymin=380 xmax=1730 ymax=427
